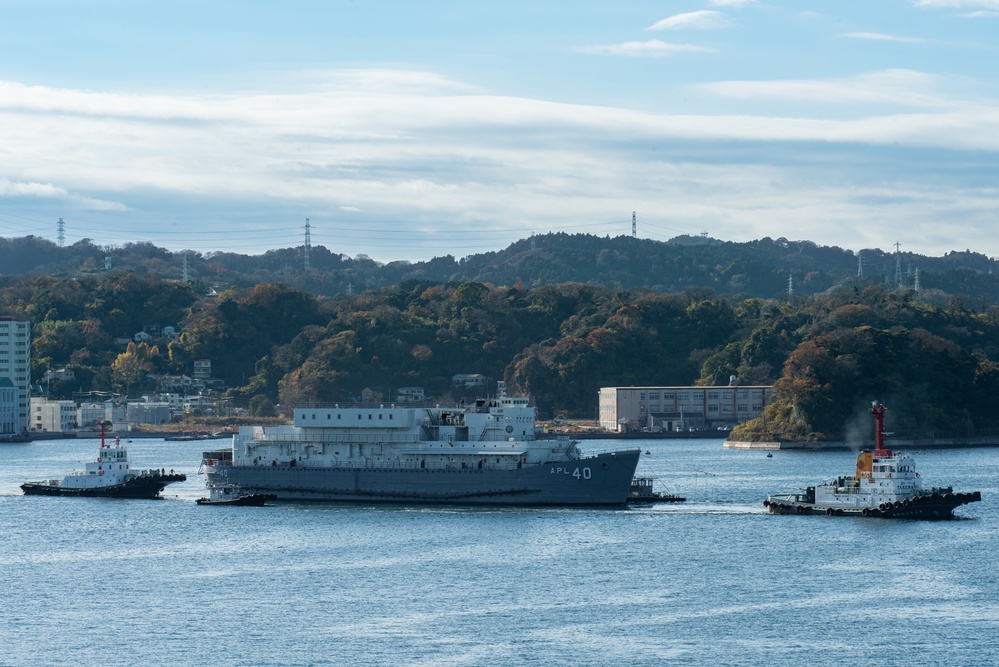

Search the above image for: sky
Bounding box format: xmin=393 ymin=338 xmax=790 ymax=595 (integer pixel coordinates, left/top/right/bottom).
xmin=1 ymin=0 xmax=998 ymax=263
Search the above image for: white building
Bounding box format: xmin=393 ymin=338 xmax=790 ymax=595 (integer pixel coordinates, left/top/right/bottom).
xmin=396 ymin=387 xmax=425 ymax=403
xmin=0 ymin=317 xmax=30 ymax=433
xmin=0 ymin=377 xmax=20 ymax=435
xmin=77 ymin=402 xmax=106 ymax=428
xmin=193 ymin=359 xmax=212 ymax=380
xmin=31 ymin=397 xmax=78 ymax=432
xmin=126 ymin=401 xmax=171 ymax=426
xmin=599 ymin=385 xmax=775 ymax=433
xmin=452 ymin=373 xmax=488 ymax=389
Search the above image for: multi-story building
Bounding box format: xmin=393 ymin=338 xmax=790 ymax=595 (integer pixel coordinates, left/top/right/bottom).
xmin=0 ymin=377 xmax=20 ymax=435
xmin=599 ymin=385 xmax=775 ymax=433
xmin=0 ymin=317 xmax=30 ymax=433
xmin=31 ymin=397 xmax=78 ymax=432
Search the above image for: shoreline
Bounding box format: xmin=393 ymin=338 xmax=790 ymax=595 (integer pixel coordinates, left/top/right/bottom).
xmin=724 ymin=436 xmax=999 ymax=451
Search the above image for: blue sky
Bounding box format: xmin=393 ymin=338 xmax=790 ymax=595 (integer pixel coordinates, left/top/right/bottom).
xmin=1 ymin=0 xmax=998 ymax=262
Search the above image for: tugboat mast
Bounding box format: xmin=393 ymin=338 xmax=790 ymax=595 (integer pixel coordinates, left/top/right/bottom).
xmin=870 ymin=402 xmax=891 ymax=456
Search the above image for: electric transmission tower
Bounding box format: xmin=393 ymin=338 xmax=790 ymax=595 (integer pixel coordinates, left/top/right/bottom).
xmin=56 ymin=218 xmax=65 ymax=247
xmin=857 ymin=252 xmax=864 ymax=279
xmin=894 ymin=241 xmax=903 ymax=287
xmin=632 ymin=211 xmax=637 ymax=238
xmin=303 ymin=218 xmax=312 ymax=271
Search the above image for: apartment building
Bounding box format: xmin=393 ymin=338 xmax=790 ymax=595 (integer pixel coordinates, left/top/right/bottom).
xmin=0 ymin=318 xmax=30 ymax=433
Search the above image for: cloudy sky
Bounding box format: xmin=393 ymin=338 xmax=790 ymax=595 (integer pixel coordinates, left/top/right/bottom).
xmin=1 ymin=0 xmax=998 ymax=262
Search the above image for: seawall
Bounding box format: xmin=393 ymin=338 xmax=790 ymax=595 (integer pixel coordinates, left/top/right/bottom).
xmin=724 ymin=437 xmax=999 ymax=451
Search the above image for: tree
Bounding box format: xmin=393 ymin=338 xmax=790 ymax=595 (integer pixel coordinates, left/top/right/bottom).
xmin=111 ymin=342 xmax=158 ymax=397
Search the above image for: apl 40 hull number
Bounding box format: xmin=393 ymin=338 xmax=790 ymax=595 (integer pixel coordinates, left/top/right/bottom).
xmin=550 ymin=466 xmax=591 ymax=479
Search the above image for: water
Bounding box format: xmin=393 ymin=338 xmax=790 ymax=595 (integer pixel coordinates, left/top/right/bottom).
xmin=2 ymin=437 xmax=997 ymax=667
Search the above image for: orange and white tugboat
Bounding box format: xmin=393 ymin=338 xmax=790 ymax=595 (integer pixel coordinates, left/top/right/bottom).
xmin=21 ymin=423 xmax=186 ymax=499
xmin=764 ymin=402 xmax=981 ymax=519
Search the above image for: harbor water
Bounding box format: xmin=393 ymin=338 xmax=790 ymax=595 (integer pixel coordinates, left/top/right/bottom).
xmin=2 ymin=437 xmax=997 ymax=666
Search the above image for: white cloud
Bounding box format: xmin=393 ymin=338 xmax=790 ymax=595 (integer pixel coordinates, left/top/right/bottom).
xmin=914 ymin=0 xmax=999 ymax=7
xmin=2 ymin=70 xmax=999 ymax=260
xmin=645 ymin=11 xmax=732 ymax=30
xmin=698 ymin=69 xmax=958 ymax=109
xmin=0 ymin=177 xmax=126 ymax=210
xmin=840 ymin=32 xmax=926 ymax=43
xmin=575 ymin=40 xmax=715 ymax=57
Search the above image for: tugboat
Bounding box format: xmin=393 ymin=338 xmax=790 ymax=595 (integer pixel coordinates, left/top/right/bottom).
xmin=764 ymin=402 xmax=981 ymax=519
xmin=21 ymin=423 xmax=186 ymax=499
xmin=196 ymin=484 xmax=276 ymax=506
xmin=627 ymin=476 xmax=686 ymax=504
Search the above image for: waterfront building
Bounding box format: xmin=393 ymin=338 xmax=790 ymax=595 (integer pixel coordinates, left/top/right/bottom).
xmin=0 ymin=318 xmax=31 ymax=433
xmin=598 ymin=385 xmax=774 ymax=432
xmin=31 ymin=397 xmax=78 ymax=432
xmin=0 ymin=377 xmax=20 ymax=435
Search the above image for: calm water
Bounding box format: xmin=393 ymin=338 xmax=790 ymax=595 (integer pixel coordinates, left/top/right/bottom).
xmin=1 ymin=437 xmax=997 ymax=667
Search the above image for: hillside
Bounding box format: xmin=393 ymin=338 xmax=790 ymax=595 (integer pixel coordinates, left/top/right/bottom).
xmin=3 ymin=233 xmax=998 ymax=302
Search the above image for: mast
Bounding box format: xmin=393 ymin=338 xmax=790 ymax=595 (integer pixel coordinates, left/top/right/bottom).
xmin=869 ymin=402 xmax=890 ymax=455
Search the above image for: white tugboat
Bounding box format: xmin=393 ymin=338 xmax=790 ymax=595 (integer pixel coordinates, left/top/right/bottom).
xmin=21 ymin=424 xmax=186 ymax=499
xmin=764 ymin=402 xmax=981 ymax=519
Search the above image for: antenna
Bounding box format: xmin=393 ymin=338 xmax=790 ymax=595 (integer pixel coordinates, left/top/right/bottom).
xmin=304 ymin=218 xmax=312 ymax=271
xmin=632 ymin=211 xmax=637 ymax=238
xmin=56 ymin=218 xmax=65 ymax=247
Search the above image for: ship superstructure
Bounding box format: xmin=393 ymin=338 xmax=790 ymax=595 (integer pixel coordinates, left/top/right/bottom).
xmin=202 ymin=389 xmax=640 ymax=505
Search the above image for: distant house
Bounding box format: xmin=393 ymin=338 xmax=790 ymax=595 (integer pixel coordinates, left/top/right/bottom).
xmin=157 ymin=374 xmax=194 ymax=392
xmin=361 ymin=387 xmax=384 ymax=403
xmin=133 ymin=331 xmax=152 ymax=343
xmin=42 ymin=368 xmax=76 ymax=383
xmin=451 ymin=373 xmax=488 ymax=389
xmin=396 ymin=387 xmax=425 ymax=403
xmin=193 ymin=359 xmax=212 ymax=380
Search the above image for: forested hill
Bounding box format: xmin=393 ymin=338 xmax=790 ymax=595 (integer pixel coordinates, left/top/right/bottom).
xmin=6 ymin=272 xmax=999 ymax=440
xmin=3 ymin=233 xmax=997 ymax=300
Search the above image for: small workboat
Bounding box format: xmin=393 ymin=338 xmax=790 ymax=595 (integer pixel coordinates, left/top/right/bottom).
xmin=627 ymin=476 xmax=686 ymax=504
xmin=196 ymin=484 xmax=277 ymax=506
xmin=764 ymin=402 xmax=981 ymax=519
